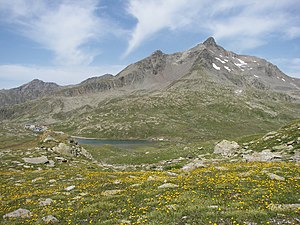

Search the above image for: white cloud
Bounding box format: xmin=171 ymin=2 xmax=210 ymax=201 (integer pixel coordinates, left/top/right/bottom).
xmin=0 ymin=0 xmax=111 ymax=65
xmin=125 ymin=0 xmax=300 ymax=55
xmin=124 ymin=0 xmax=201 ymax=57
xmin=0 ymin=64 xmax=125 ymax=89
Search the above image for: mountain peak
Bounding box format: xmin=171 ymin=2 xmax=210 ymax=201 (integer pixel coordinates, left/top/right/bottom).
xmin=151 ymin=50 xmax=164 ymax=56
xmin=203 ymin=37 xmax=217 ymax=47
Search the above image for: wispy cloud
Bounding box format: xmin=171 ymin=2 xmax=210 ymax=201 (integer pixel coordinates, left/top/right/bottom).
xmin=123 ymin=0 xmax=201 ymax=57
xmin=0 ymin=64 xmax=125 ymax=89
xmin=0 ymin=0 xmax=112 ymax=65
xmin=125 ymin=0 xmax=300 ymax=55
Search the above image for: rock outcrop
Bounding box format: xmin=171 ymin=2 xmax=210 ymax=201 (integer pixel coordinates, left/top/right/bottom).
xmin=243 ymin=150 xmax=282 ymax=162
xmin=214 ymin=140 xmax=240 ymax=157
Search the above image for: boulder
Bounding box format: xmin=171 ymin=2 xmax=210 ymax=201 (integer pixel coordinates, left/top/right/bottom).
xmin=53 ymin=143 xmax=72 ymax=156
xmin=22 ymin=156 xmax=49 ymax=164
xmin=3 ymin=208 xmax=31 ymax=219
xmin=214 ymin=140 xmax=240 ymax=157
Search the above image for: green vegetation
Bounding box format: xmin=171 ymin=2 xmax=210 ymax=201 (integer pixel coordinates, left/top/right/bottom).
xmin=52 ymin=84 xmax=300 ymax=141
xmin=1 ymin=158 xmax=299 ymax=224
xmin=83 ymin=141 xmax=214 ymax=166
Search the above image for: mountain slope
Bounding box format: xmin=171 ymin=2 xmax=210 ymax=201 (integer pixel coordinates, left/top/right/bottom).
xmin=0 ymin=79 xmax=61 ymax=106
xmin=1 ymin=37 xmax=300 ymax=141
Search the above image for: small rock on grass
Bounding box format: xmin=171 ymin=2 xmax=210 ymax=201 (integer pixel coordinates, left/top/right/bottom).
xmin=22 ymin=156 xmax=49 ymax=164
xmin=101 ymin=190 xmax=123 ymax=196
xmin=65 ymin=185 xmax=75 ymax=191
xmin=267 ymin=173 xmax=285 ymax=181
xmin=39 ymin=198 xmax=53 ymax=206
xmin=158 ymin=183 xmax=179 ymax=189
xmin=42 ymin=215 xmax=59 ymax=223
xmin=3 ymin=208 xmax=31 ymax=219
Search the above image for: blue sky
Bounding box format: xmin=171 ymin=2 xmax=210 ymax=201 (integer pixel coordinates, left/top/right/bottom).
xmin=0 ymin=0 xmax=299 ymax=89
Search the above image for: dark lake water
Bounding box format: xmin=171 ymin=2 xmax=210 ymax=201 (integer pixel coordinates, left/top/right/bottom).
xmin=74 ymin=138 xmax=155 ymax=149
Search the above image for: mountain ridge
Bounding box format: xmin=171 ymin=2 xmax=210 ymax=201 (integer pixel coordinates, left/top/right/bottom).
xmin=1 ymin=37 xmax=300 ymax=141
xmin=1 ymin=37 xmax=299 ymax=104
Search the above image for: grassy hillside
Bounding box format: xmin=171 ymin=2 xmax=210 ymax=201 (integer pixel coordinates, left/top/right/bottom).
xmin=52 ymin=80 xmax=300 ymax=141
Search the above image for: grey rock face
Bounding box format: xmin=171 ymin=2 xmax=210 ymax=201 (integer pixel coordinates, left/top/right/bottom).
xmin=214 ymin=140 xmax=240 ymax=157
xmin=0 ymin=79 xmax=60 ymax=106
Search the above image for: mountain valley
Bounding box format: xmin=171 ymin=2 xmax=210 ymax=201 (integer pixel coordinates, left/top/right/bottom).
xmin=1 ymin=37 xmax=300 ymax=225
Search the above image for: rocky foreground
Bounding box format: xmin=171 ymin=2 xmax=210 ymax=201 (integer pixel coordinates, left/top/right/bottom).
xmin=0 ymin=120 xmax=300 ymax=224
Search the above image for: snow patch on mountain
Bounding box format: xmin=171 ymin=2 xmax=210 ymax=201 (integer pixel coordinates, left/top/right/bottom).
xmin=212 ymin=63 xmax=220 ymax=70
xmin=224 ymin=66 xmax=231 ymax=72
xmin=215 ymin=57 xmax=226 ymax=64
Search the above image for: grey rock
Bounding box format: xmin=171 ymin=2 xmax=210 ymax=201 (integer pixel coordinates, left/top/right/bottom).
xmin=31 ymin=177 xmax=44 ymax=182
xmin=53 ymin=143 xmax=72 ymax=156
xmin=158 ymin=183 xmax=179 ymax=189
xmin=243 ymin=150 xmax=282 ymax=162
xmin=166 ymin=172 xmax=178 ymax=177
xmin=79 ymin=147 xmax=93 ymax=159
xmin=269 ymin=203 xmax=300 ymax=211
xmin=39 ymin=198 xmax=53 ymax=206
xmin=119 ymin=219 xmax=131 ymax=225
xmin=3 ymin=208 xmax=31 ymax=219
xmin=291 ymin=152 xmax=300 ymax=161
xmin=181 ymin=159 xmax=206 ymax=172
xmin=272 ymin=144 xmax=293 ymax=152
xmin=267 ymin=173 xmax=285 ymax=181
xmin=54 ymin=156 xmax=68 ymax=162
xmin=214 ymin=140 xmax=240 ymax=157
xmin=101 ymin=189 xmax=122 ymax=196
xmin=47 ymin=160 xmax=55 ymax=167
xmin=42 ymin=215 xmax=59 ymax=223
xmin=65 ymin=185 xmax=75 ymax=191
xmin=22 ymin=156 xmax=49 ymax=164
